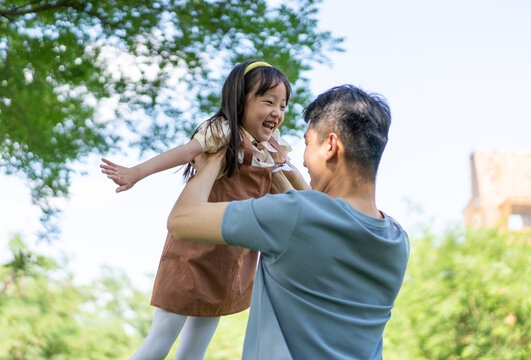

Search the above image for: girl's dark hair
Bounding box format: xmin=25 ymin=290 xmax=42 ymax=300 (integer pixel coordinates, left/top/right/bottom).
xmin=184 ymin=61 xmax=291 ymax=179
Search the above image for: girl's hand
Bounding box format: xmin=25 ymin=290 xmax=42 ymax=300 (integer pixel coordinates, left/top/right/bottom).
xmin=100 ymin=158 xmax=140 ymax=193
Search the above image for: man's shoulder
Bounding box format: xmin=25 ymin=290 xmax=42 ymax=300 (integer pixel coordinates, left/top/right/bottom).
xmin=385 ymin=213 xmax=407 ymax=234
xmin=277 ymin=189 xmax=330 ymax=201
xmin=287 ymin=192 xmax=408 ymax=242
xmin=240 ymin=190 xmax=326 ymax=224
xmin=261 ymin=189 xmax=332 ymax=210
xmin=227 ymin=190 xmax=311 ymax=218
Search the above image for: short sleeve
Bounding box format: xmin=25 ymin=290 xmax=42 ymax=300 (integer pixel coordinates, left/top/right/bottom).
xmin=272 ymin=129 xmax=293 ymax=154
xmin=222 ymin=191 xmax=300 ymax=258
xmin=264 ymin=129 xmax=291 ymax=163
xmin=192 ymin=117 xmax=231 ymax=153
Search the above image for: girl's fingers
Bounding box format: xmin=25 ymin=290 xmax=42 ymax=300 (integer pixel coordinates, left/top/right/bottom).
xmin=101 ymin=158 xmax=117 ymax=167
xmin=100 ymin=164 xmax=115 ymax=171
xmin=101 ymin=169 xmax=118 ymax=176
xmin=117 ymin=184 xmax=131 ymax=193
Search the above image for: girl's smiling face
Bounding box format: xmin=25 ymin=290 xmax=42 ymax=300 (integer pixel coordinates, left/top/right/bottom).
xmin=240 ymin=82 xmax=287 ymax=142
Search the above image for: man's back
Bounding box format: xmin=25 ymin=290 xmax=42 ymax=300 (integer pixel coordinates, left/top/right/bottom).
xmin=222 ymin=190 xmax=410 ymax=359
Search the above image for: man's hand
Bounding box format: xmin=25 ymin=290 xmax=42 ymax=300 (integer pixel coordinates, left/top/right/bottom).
xmin=271 ymin=169 xmax=294 ymax=194
xmin=167 ymin=147 xmax=228 ymax=244
xmin=100 ymin=158 xmax=140 ymax=193
xmin=192 ymin=147 xmax=227 ymax=174
xmin=282 ymin=162 xmax=311 ymax=190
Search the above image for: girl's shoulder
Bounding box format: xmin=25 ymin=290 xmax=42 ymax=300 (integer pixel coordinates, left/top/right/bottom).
xmin=198 ymin=115 xmax=228 ymax=130
xmin=194 ymin=116 xmax=231 ymax=153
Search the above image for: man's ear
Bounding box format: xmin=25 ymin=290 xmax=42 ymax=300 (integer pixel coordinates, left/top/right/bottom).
xmin=325 ymin=132 xmax=340 ymax=161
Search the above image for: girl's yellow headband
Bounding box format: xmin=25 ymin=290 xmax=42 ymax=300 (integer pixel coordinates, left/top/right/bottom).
xmin=244 ymin=61 xmax=272 ymax=74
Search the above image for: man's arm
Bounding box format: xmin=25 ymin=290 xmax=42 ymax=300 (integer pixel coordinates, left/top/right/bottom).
xmin=283 ymin=162 xmax=311 ymax=190
xmin=167 ymin=150 xmax=228 ymax=244
xmin=270 ymin=169 xmax=295 ymax=194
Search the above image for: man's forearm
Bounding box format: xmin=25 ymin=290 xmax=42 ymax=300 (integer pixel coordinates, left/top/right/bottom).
xmin=271 ymin=170 xmax=294 ymax=194
xmin=175 ymin=161 xmax=220 ymax=206
xmin=167 ymin=158 xmax=227 ymax=244
xmin=284 ymin=162 xmax=311 ymax=190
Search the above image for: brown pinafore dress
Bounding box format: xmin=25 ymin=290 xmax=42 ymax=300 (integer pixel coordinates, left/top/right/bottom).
xmin=150 ymin=133 xmax=286 ymax=316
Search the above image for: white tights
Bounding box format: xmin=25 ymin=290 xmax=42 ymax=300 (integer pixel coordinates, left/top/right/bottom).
xmin=130 ymin=308 xmax=220 ymax=360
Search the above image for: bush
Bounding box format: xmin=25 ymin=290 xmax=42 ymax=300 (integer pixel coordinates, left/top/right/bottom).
xmin=384 ymin=228 xmax=531 ymax=360
xmin=0 ymin=236 xmax=149 ymax=359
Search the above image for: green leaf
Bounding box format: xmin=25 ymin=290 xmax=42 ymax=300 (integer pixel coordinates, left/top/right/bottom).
xmin=0 ymin=0 xmax=343 ymax=239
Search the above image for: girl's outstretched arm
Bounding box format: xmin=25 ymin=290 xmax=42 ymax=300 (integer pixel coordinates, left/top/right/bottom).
xmin=100 ymin=138 xmax=203 ymax=193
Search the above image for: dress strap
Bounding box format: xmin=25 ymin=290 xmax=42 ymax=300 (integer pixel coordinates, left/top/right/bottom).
xmin=240 ymin=130 xmax=254 ymax=166
xmin=268 ymin=136 xmax=287 ymax=164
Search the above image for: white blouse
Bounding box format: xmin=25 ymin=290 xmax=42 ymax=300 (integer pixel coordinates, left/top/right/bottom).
xmin=193 ymin=117 xmax=292 ymax=174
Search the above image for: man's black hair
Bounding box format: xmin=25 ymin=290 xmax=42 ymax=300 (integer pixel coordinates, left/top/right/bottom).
xmin=303 ymin=84 xmax=391 ymax=181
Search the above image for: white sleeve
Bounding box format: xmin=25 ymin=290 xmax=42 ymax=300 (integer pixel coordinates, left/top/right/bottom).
xmin=192 ymin=117 xmax=231 ymax=153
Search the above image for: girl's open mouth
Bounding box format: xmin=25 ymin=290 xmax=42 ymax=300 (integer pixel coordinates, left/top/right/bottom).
xmin=263 ymin=121 xmax=276 ymax=132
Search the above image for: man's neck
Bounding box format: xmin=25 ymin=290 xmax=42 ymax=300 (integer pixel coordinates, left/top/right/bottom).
xmin=324 ymin=173 xmax=382 ymax=219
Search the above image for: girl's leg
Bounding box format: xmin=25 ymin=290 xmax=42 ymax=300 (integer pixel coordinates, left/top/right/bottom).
xmin=173 ymin=316 xmax=221 ymax=360
xmin=130 ymin=308 xmax=187 ymax=360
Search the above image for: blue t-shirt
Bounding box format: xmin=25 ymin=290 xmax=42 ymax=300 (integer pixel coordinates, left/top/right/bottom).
xmin=222 ymin=190 xmax=410 ymax=360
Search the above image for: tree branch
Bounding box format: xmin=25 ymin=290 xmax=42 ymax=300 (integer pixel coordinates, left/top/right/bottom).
xmin=0 ymin=0 xmax=74 ymax=17
xmin=0 ymin=273 xmax=18 ymax=297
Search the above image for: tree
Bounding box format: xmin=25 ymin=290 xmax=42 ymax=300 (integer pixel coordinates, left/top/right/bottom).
xmin=0 ymin=235 xmax=152 ymax=359
xmin=383 ymin=227 xmax=531 ymax=359
xmin=0 ymin=0 xmax=342 ymax=237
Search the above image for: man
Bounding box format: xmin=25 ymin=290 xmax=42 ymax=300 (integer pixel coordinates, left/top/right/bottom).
xmin=168 ymin=85 xmax=409 ymax=359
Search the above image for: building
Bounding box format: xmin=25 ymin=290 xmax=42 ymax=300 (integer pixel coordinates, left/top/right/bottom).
xmin=464 ymin=150 xmax=531 ymax=230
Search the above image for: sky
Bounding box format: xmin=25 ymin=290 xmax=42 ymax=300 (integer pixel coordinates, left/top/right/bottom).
xmin=1 ymin=0 xmax=530 ymax=290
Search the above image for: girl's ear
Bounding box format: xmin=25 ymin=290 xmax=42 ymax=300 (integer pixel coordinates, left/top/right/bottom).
xmin=325 ymin=132 xmax=340 ymax=161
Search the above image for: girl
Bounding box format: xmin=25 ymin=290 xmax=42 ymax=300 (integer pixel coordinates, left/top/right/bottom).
xmin=100 ymin=61 xmax=309 ymax=360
